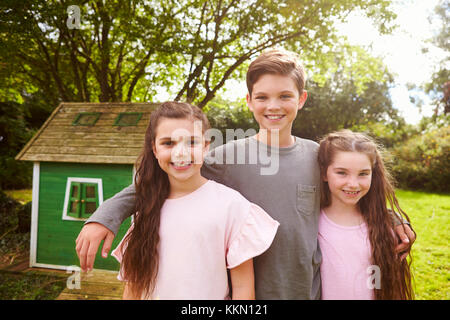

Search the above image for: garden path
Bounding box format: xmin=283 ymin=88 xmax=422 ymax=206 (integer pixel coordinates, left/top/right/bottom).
xmin=56 ymin=269 xmax=124 ymax=300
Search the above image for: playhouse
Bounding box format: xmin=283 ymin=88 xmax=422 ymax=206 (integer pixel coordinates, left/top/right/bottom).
xmin=16 ymin=102 xmax=158 ymax=271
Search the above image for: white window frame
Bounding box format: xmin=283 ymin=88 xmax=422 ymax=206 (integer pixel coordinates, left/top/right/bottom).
xmin=62 ymin=177 xmax=104 ymax=221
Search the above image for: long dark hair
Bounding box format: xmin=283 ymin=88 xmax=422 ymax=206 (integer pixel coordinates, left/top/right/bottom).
xmin=318 ymin=130 xmax=414 ymax=300
xmin=121 ymin=101 xmax=210 ymax=298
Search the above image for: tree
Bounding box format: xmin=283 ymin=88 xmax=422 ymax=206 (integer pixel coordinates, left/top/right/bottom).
xmin=0 ymin=0 xmax=397 ymax=108
xmin=391 ymin=126 xmax=450 ymax=192
xmin=203 ymin=96 xmax=258 ymax=141
xmin=423 ymin=0 xmax=449 ymax=117
xmin=0 ymin=0 xmax=183 ymax=105
xmin=292 ymin=47 xmax=404 ymax=142
xmin=0 ymin=102 xmax=34 ymax=189
xmin=168 ymin=0 xmax=397 ymax=107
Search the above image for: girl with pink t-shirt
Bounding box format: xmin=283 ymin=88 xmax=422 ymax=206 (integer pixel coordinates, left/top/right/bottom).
xmin=317 ymin=130 xmax=414 ymax=300
xmin=111 ymin=101 xmax=279 ymax=300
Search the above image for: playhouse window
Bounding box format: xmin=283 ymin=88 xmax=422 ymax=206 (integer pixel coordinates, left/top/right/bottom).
xmin=114 ymin=112 xmax=142 ymax=126
xmin=63 ymin=178 xmax=103 ymax=221
xmin=72 ymin=112 xmax=101 ymax=126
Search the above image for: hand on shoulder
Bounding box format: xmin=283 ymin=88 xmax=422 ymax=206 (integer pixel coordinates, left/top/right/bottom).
xmin=75 ymin=222 xmax=115 ymax=272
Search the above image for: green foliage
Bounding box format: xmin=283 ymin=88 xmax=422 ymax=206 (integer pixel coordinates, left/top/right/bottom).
xmin=0 ymin=102 xmax=36 ymax=190
xmin=421 ymin=0 xmax=449 ymax=116
xmin=0 ymin=0 xmax=397 ymax=108
xmin=203 ymin=97 xmax=258 ymax=143
xmin=293 ymin=69 xmax=402 ymax=142
xmin=307 ymin=43 xmax=390 ymax=95
xmin=0 ymin=191 xmax=30 ymax=292
xmin=350 ymin=121 xmax=414 ymax=149
xmin=424 ymin=68 xmax=450 ymax=116
xmin=391 ymin=120 xmax=450 ymax=192
xmin=4 ymin=190 xmax=33 ymax=204
xmin=0 ymin=190 xmax=20 ymax=236
xmin=16 ymin=201 xmax=32 ymax=234
xmin=0 ymin=190 xmax=30 ymax=274
xmin=0 ymin=190 xmax=30 ymax=257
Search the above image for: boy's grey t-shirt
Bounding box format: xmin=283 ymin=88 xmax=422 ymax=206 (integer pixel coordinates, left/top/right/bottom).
xmin=87 ymin=136 xmax=322 ymax=300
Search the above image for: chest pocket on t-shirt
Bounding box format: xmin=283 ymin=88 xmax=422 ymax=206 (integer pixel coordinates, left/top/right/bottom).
xmin=297 ymin=184 xmax=317 ymax=216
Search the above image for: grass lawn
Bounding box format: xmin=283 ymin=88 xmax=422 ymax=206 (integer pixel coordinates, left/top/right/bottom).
xmin=395 ymin=189 xmax=450 ymax=300
xmin=2 ymin=188 xmax=449 ymax=300
xmin=0 ymin=270 xmax=67 ymax=300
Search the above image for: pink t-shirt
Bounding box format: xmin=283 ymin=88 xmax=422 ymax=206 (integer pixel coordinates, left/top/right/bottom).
xmin=318 ymin=210 xmax=375 ymax=300
xmin=111 ymin=180 xmax=279 ymax=300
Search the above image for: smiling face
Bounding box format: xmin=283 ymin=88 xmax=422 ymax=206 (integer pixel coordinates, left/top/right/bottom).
xmin=246 ymin=73 xmax=307 ymax=144
xmin=152 ymin=117 xmax=208 ymax=186
xmin=325 ymin=151 xmax=373 ymax=210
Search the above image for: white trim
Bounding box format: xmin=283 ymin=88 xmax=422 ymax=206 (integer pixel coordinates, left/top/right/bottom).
xmin=62 ymin=177 xmax=104 ymax=221
xmin=132 ymin=164 xmax=136 ymax=185
xmin=29 ymin=162 xmax=40 ymax=267
xmin=31 ymin=262 xmax=71 ymax=271
xmin=131 ymin=165 xmax=136 ymax=225
xmin=30 ymin=262 xmax=118 ymax=273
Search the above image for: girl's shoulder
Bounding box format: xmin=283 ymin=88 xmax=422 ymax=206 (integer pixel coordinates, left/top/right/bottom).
xmin=294 ymin=136 xmax=319 ymax=150
xmin=203 ymin=181 xmax=258 ymax=219
xmin=206 ymin=180 xmax=250 ymax=204
xmin=167 ymin=180 xmax=248 ymax=207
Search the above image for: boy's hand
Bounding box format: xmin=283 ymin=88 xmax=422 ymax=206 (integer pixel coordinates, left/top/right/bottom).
xmin=394 ymin=224 xmax=416 ymax=261
xmin=75 ymin=222 xmax=115 ymax=272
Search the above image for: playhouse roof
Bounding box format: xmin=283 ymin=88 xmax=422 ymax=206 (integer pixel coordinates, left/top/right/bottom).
xmin=16 ymin=102 xmax=159 ymax=164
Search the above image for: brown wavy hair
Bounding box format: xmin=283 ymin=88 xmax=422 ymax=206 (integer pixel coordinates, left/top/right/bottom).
xmin=121 ymin=101 xmax=210 ymax=299
xmin=318 ymin=130 xmax=414 ymax=300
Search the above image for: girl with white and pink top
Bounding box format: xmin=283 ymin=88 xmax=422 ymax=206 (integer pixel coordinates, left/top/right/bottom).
xmin=317 ymin=130 xmax=414 ymax=300
xmin=111 ymin=101 xmax=279 ymax=300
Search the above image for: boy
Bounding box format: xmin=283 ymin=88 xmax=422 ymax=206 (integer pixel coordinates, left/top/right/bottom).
xmin=76 ymin=49 xmax=415 ymax=299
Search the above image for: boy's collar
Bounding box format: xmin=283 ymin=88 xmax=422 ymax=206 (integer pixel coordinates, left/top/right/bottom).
xmin=252 ymin=133 xmax=296 ymax=148
xmin=249 ymin=135 xmax=299 ymax=152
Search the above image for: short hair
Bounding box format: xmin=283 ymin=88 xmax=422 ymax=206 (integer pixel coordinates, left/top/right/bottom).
xmin=246 ymin=48 xmax=307 ymax=97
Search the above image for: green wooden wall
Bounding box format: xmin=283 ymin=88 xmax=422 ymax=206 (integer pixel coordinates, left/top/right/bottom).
xmin=37 ymin=162 xmax=133 ymax=270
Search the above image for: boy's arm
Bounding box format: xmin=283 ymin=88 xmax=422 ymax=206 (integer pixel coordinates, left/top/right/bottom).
xmin=201 ymin=144 xmax=231 ymax=185
xmin=76 ymin=184 xmax=136 ymax=272
xmin=394 ymin=224 xmax=416 ymax=261
xmin=389 ymin=209 xmax=416 ymax=260
xmin=86 ymin=183 xmax=136 ymax=235
xmin=389 ymin=208 xmax=410 ymax=227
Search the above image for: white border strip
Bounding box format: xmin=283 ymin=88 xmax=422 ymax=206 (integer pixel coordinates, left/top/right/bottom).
xmin=30 ymin=162 xmax=40 ymax=267
xmin=32 ymin=262 xmax=119 ymax=273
